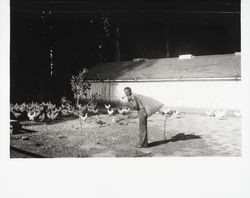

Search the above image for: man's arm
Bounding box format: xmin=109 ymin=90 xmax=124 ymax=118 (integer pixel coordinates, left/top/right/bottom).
xmin=127 ymin=96 xmax=139 ymax=110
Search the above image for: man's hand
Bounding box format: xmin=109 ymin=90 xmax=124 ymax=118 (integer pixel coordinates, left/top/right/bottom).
xmin=127 ymin=96 xmax=132 ymax=101
xmin=127 ymin=95 xmax=135 ymax=102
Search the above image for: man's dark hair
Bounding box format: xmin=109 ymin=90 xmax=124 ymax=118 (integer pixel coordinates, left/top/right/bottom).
xmin=124 ymin=87 xmax=132 ymax=92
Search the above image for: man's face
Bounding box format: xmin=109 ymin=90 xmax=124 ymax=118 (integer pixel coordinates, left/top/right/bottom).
xmin=124 ymin=89 xmax=132 ymax=97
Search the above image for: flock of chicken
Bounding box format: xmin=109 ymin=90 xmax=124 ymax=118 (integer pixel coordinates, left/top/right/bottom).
xmin=205 ymin=109 xmax=241 ymax=118
xmin=10 ymin=101 xmax=241 ymax=124
xmin=79 ymin=104 xmax=131 ymax=123
xmin=159 ymin=107 xmax=182 ymax=118
xmin=159 ymin=107 xmax=241 ymax=119
xmin=104 ymin=104 xmax=130 ymax=123
xmin=10 ymin=101 xmax=131 ymax=123
xmin=10 ymin=102 xmax=67 ymax=122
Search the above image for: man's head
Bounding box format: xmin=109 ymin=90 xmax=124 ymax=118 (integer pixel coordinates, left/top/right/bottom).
xmin=124 ymin=87 xmax=132 ymax=97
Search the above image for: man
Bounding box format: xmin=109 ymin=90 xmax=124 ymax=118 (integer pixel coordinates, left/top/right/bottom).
xmin=124 ymin=87 xmax=149 ymax=148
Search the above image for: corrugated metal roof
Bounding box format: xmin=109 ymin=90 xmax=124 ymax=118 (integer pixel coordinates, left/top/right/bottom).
xmin=87 ymin=54 xmax=241 ymax=81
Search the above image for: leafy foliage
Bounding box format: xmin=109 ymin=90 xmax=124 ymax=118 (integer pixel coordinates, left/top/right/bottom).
xmin=70 ymin=68 xmax=91 ymax=104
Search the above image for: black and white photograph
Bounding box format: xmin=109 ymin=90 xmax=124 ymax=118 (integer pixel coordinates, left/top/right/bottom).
xmin=9 ymin=0 xmax=241 ymax=158
xmin=1 ymin=0 xmax=250 ymax=197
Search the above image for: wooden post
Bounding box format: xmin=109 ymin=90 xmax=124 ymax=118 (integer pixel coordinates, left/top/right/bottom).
xmin=76 ymin=96 xmax=82 ymax=131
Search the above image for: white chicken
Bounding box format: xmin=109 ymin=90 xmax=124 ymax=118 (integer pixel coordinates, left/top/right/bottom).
xmin=80 ymin=113 xmax=88 ymax=122
xmin=174 ymin=110 xmax=180 ymax=115
xmin=73 ymin=110 xmax=79 ymax=117
xmin=95 ymin=115 xmax=100 ymax=121
xmin=61 ymin=103 xmax=66 ymax=109
xmin=38 ymin=113 xmax=45 ymax=122
xmin=91 ymin=108 xmax=99 ymax=114
xmin=163 ymin=107 xmax=171 ymax=114
xmin=77 ymin=104 xmax=87 ymax=112
xmin=112 ymin=115 xmax=116 ymax=123
xmin=234 ymin=111 xmax=241 ymax=117
xmin=87 ymin=105 xmax=94 ymax=113
xmin=10 ymin=107 xmax=22 ymax=119
xmin=46 ymin=109 xmax=59 ymax=120
xmin=13 ymin=112 xmax=22 ymax=119
xmin=118 ymin=108 xmax=125 ymax=114
xmin=107 ymin=108 xmax=114 ymax=116
xmin=104 ymin=104 xmax=111 ymax=109
xmin=206 ymin=110 xmax=215 ymax=117
xmin=87 ymin=102 xmax=97 ymax=109
xmin=67 ymin=106 xmax=75 ymax=115
xmin=172 ymin=110 xmax=181 ymax=118
xmin=27 ymin=109 xmax=40 ymax=121
xmin=215 ymin=110 xmax=226 ymax=118
xmin=19 ymin=106 xmax=26 ymax=113
xmin=61 ymin=109 xmax=69 ymax=116
xmin=124 ymin=107 xmax=130 ymax=114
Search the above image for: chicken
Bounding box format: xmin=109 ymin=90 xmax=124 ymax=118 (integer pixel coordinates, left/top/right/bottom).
xmin=104 ymin=104 xmax=111 ymax=109
xmin=52 ymin=104 xmax=56 ymax=109
xmin=13 ymin=103 xmax=19 ymax=111
xmin=124 ymin=107 xmax=130 ymax=114
xmin=107 ymin=108 xmax=114 ymax=116
xmin=54 ymin=107 xmax=61 ymax=113
xmin=80 ymin=113 xmax=88 ymax=121
xmin=38 ymin=113 xmax=45 ymax=122
xmin=215 ymin=110 xmax=226 ymax=118
xmin=47 ymin=112 xmax=59 ymax=120
xmin=46 ymin=109 xmax=59 ymax=120
xmin=234 ymin=111 xmax=241 ymax=117
xmin=169 ymin=109 xmax=181 ymax=118
xmin=87 ymin=102 xmax=97 ymax=109
xmin=112 ymin=115 xmax=116 ymax=123
xmin=174 ymin=110 xmax=180 ymax=115
xmin=47 ymin=102 xmax=56 ymax=110
xmin=10 ymin=106 xmax=22 ymax=119
xmin=163 ymin=107 xmax=171 ymax=114
xmin=61 ymin=103 xmax=66 ymax=109
xmin=87 ymin=105 xmax=94 ymax=113
xmin=165 ymin=110 xmax=174 ymax=117
xmin=38 ymin=105 xmax=44 ymax=112
xmin=19 ymin=106 xmax=26 ymax=113
xmin=12 ymin=111 xmax=22 ymax=119
xmin=77 ymin=104 xmax=87 ymax=112
xmin=61 ymin=109 xmax=70 ymax=116
xmin=118 ymin=108 xmax=125 ymax=115
xmin=73 ymin=110 xmax=79 ymax=117
xmin=206 ymin=110 xmax=215 ymax=117
xmin=27 ymin=109 xmax=40 ymax=121
xmin=67 ymin=106 xmax=75 ymax=115
xmin=91 ymin=108 xmax=99 ymax=114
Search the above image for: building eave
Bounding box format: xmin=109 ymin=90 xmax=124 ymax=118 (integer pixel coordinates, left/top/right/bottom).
xmin=86 ymin=76 xmax=241 ymax=83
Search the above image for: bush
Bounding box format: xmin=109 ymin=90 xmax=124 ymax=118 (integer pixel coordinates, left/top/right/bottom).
xmin=70 ymin=68 xmax=91 ymax=106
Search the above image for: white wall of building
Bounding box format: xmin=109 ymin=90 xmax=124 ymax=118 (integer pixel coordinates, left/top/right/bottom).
xmin=88 ymin=81 xmax=242 ymax=110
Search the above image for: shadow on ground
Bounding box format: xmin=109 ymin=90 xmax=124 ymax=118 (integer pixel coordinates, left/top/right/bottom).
xmin=12 ymin=128 xmax=38 ymax=134
xmin=20 ymin=116 xmax=78 ymax=126
xmin=149 ymin=133 xmax=201 ymax=147
xmin=10 ymin=146 xmax=47 ymax=158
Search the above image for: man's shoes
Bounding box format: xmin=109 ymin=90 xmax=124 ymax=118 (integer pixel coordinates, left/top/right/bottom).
xmin=135 ymin=144 xmax=149 ymax=148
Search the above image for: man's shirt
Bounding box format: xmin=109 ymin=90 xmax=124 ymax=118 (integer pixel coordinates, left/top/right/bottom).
xmin=128 ymin=95 xmax=144 ymax=111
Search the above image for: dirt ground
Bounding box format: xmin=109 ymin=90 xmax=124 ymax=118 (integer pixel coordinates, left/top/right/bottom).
xmin=10 ymin=108 xmax=241 ymax=158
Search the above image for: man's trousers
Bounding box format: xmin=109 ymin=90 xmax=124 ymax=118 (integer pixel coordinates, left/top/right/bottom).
xmin=138 ymin=108 xmax=148 ymax=147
